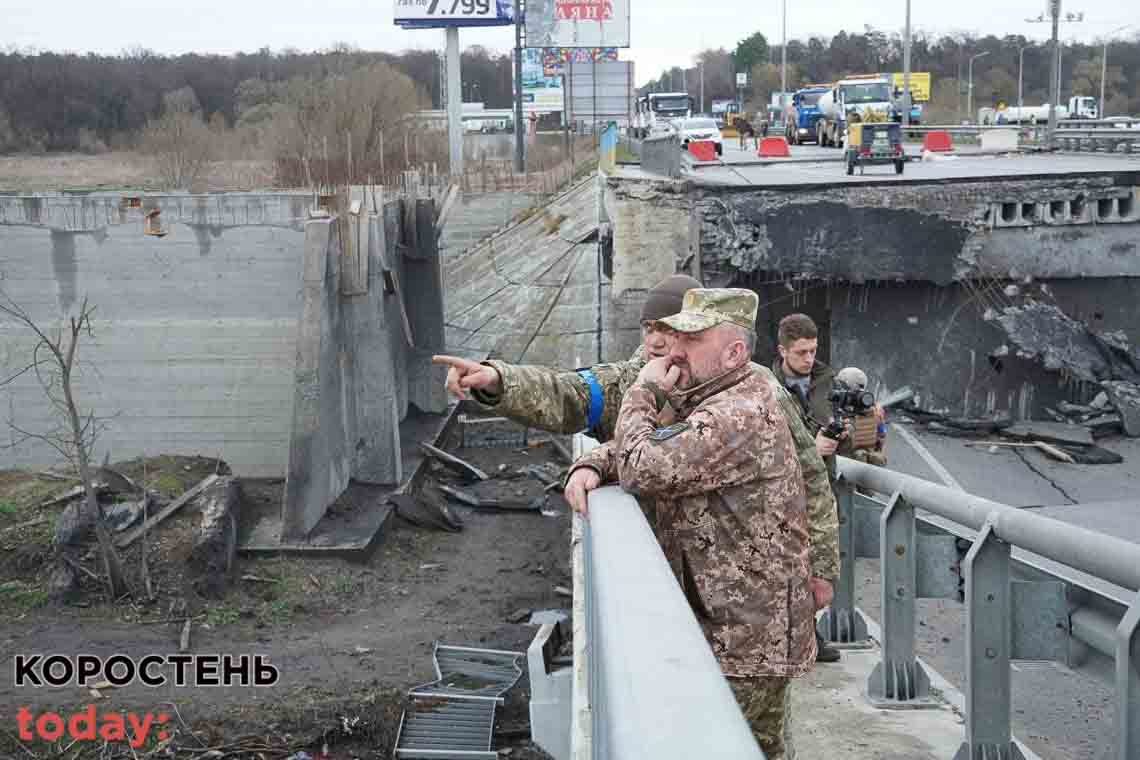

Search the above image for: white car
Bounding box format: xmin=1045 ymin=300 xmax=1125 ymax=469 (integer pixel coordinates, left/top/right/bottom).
xmin=678 ymin=117 xmax=724 ymax=156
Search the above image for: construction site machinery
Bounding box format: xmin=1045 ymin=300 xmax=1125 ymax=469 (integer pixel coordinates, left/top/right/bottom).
xmin=844 ymin=121 xmax=905 ymax=176
xmin=785 ymin=85 xmax=831 ymax=145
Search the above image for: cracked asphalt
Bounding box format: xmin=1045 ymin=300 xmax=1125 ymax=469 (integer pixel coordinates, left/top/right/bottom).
xmin=866 ymin=423 xmax=1140 ymax=759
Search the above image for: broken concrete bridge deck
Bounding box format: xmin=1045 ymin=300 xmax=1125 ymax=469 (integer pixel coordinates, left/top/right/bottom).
xmin=627 ymin=150 xmax=1140 ymax=188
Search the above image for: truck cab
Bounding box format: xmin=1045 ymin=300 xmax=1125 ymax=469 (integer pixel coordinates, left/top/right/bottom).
xmin=817 ymin=76 xmax=895 ymax=148
xmin=1067 ymin=96 xmax=1098 ymax=120
xmin=785 ymin=86 xmax=830 ymax=144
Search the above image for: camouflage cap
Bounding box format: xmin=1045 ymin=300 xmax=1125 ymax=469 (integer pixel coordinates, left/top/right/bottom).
xmin=653 ymin=288 xmax=758 ymax=333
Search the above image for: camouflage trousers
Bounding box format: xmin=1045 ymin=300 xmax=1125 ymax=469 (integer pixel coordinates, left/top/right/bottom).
xmin=728 ymin=676 xmax=794 ymax=760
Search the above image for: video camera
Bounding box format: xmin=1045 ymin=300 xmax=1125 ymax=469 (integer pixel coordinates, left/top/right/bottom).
xmin=821 ymin=373 xmax=876 ymax=441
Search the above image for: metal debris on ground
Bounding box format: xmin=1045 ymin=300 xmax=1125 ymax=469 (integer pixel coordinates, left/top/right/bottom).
xmin=389 ymin=493 xmax=464 ymax=532
xmin=1003 ymin=421 xmax=1094 ymax=447
xmin=419 ymin=442 xmax=490 ymax=481
xmin=394 ymin=643 xmax=525 ymax=760
xmin=436 ymin=483 xmax=483 ymax=507
xmin=459 ymin=414 xmax=529 ymax=449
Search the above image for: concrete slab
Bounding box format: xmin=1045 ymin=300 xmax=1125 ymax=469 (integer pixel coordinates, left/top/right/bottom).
xmin=626 ymin=151 xmax=1140 ymax=189
xmin=240 ymin=404 xmax=456 ymax=554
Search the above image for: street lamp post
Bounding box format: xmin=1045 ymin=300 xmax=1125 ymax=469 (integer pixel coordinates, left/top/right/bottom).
xmin=902 ymin=0 xmax=912 ymax=126
xmin=1018 ymin=45 xmax=1030 ymax=110
xmin=779 ymin=0 xmax=788 ymax=126
xmin=967 ymin=50 xmax=990 ymax=123
xmin=1100 ymin=24 xmax=1135 ymax=117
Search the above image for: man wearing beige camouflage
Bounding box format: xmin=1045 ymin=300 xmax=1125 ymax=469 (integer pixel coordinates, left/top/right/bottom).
xmin=567 ymin=289 xmax=817 ymax=758
xmin=431 ymin=277 xmax=839 ymax=588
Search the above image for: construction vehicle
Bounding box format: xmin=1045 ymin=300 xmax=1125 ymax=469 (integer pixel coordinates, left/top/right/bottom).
xmin=817 ymin=75 xmax=895 ymax=148
xmin=989 ymin=95 xmax=1097 ymax=125
xmin=785 ymin=85 xmax=831 ymax=144
xmin=632 ymin=92 xmax=694 ymax=138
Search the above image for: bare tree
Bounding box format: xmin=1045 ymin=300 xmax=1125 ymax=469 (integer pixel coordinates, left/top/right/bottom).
xmin=141 ymin=101 xmax=216 ymax=190
xmin=0 ymin=291 xmax=129 ymax=599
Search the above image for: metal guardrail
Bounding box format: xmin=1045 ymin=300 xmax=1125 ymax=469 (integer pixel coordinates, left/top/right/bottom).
xmin=570 ymin=431 xmax=764 ymax=759
xmin=829 ymin=459 xmax=1140 ymax=760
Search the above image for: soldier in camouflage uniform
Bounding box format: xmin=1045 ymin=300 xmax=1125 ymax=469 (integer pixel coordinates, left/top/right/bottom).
xmin=432 ymin=278 xmax=840 ymax=588
xmin=568 ymin=289 xmax=816 ymax=759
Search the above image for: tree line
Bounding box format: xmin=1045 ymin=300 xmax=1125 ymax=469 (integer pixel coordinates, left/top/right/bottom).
xmin=642 ymin=27 xmax=1140 ymax=122
xmin=0 ymin=44 xmax=515 ymax=154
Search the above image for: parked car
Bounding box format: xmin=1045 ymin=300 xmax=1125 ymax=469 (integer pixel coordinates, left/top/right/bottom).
xmin=677 ymin=117 xmax=724 ymax=156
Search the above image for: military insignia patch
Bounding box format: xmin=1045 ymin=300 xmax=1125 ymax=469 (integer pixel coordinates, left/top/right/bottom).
xmin=649 ymin=422 xmax=689 ymax=441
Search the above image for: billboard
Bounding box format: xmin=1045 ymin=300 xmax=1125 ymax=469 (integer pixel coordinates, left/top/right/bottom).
xmin=394 ymin=0 xmax=514 ymax=28
xmin=889 ymin=72 xmax=932 ymax=103
xmin=541 ymin=47 xmax=618 ymax=75
xmin=524 ymin=0 xmax=630 ymax=48
xmin=521 ymin=48 xmax=565 ymax=114
xmin=565 ymin=59 xmax=634 ymax=125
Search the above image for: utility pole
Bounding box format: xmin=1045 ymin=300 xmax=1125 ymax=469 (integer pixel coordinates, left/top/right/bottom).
xmin=1100 ymin=25 xmax=1132 ymax=116
xmin=1027 ymin=2 xmax=1082 ymax=147
xmin=445 ymin=27 xmax=463 ymax=175
xmin=1018 ymin=45 xmax=1029 ymax=110
xmin=967 ymin=50 xmax=989 ymax=123
xmin=902 ymin=0 xmax=912 ymax=126
xmin=693 ymin=60 xmax=702 ymax=116
xmin=780 ymin=0 xmax=788 ymax=123
xmin=513 ymin=0 xmax=524 ymax=172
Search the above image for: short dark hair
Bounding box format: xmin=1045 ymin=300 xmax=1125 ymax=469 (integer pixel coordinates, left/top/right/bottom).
xmin=777 ymin=313 xmax=818 ymax=347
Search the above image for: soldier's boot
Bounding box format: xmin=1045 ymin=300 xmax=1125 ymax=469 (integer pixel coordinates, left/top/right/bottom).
xmin=815 ymin=629 xmax=841 ymax=663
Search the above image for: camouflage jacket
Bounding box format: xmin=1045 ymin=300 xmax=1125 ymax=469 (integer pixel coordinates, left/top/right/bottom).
xmin=475 ymin=353 xmax=839 ymax=581
xmin=579 ymin=363 xmax=816 ymax=679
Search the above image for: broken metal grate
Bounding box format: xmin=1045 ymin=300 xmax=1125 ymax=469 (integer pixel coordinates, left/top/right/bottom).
xmin=394 ymin=697 xmax=498 ymax=759
xmin=410 ymin=643 xmax=525 ymax=700
xmin=393 ymin=644 xmax=525 ymax=759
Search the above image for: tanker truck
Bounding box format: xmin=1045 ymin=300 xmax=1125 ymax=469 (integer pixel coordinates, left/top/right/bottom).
xmin=816 ymin=76 xmax=896 ymax=148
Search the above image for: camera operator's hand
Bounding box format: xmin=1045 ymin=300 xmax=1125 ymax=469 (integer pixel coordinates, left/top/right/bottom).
xmin=565 ymin=467 xmax=601 ymax=517
xmin=815 ymin=428 xmax=841 ymax=457
xmin=432 ymin=355 xmax=502 ymax=400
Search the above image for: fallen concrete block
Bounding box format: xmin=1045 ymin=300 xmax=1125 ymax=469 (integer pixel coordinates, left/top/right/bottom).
xmin=1003 ymin=421 xmax=1094 ymax=446
xmin=1101 ymin=381 xmax=1140 ymax=436
xmin=187 ymin=477 xmax=242 ymax=598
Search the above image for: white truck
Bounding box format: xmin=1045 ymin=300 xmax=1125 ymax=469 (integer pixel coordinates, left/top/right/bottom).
xmin=986 ymin=96 xmax=1097 ymax=125
xmin=816 ymin=76 xmax=896 ymax=148
xmin=632 ymin=92 xmax=694 ymax=139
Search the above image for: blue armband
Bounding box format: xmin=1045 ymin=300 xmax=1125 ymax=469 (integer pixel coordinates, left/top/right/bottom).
xmin=576 ymin=369 xmax=604 ymax=431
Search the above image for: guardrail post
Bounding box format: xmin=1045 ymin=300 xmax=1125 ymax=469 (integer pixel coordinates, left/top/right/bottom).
xmin=818 ymin=473 xmax=869 ymax=646
xmin=1115 ymin=592 xmax=1140 ymax=760
xmin=954 ymin=516 xmax=1025 ymax=760
xmin=868 ymin=492 xmax=934 ymax=707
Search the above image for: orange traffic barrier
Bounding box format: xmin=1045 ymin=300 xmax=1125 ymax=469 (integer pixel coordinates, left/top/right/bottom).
xmin=687 ymin=140 xmax=717 ymax=161
xmin=922 ymin=130 xmax=953 ymax=152
xmin=758 ymin=136 xmax=791 ymax=157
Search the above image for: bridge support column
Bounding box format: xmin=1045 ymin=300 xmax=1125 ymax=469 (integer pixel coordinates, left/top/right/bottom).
xmin=954 ymin=516 xmax=1026 ymax=760
xmin=1116 ymin=592 xmax=1140 ymax=760
xmin=818 ymin=474 xmax=869 ymax=646
xmin=868 ymin=492 xmax=936 ymax=707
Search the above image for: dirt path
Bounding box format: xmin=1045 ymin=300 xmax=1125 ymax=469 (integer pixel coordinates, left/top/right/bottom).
xmin=1 ymin=445 xmax=570 ymax=758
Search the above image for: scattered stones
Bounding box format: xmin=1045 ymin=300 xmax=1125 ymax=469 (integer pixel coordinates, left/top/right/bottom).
xmin=1101 ymin=381 xmax=1140 ymax=437
xmin=1091 ymin=391 xmax=1110 ymax=409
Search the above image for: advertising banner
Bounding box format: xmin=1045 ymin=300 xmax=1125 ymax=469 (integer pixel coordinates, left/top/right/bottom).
xmin=524 ymin=0 xmax=630 ymax=48
xmin=521 ymin=48 xmax=565 ymax=114
xmin=394 ymin=0 xmax=514 ymax=28
xmin=541 ymin=47 xmax=618 ymax=76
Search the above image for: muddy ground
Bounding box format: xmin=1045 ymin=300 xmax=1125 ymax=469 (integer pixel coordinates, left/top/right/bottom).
xmin=0 ymin=437 xmax=570 ymax=759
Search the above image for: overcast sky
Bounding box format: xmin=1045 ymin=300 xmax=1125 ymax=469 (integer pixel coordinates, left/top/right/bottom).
xmin=7 ymin=0 xmax=1137 ymax=86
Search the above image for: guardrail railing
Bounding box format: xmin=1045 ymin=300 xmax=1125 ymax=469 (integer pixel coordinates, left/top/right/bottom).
xmin=829 ymin=458 xmax=1140 ymax=760
xmin=570 ymin=432 xmax=765 ymax=759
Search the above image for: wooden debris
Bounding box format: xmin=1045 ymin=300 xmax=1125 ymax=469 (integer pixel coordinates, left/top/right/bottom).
xmin=179 ymin=619 xmax=192 ymax=652
xmin=1003 ymin=421 xmax=1094 ymax=447
xmin=36 ymin=470 xmax=75 ymax=482
xmin=419 ymin=442 xmax=489 ymax=481
xmin=115 ymin=474 xmax=220 ymax=549
xmin=188 ymin=478 xmax=242 ymax=598
xmin=0 ymin=515 xmax=48 ymax=535
xmin=241 ymin=574 xmax=281 ymax=584
xmin=965 ymin=440 xmax=1076 ymax=463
